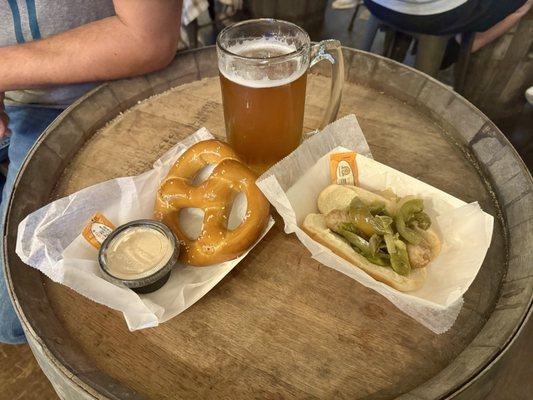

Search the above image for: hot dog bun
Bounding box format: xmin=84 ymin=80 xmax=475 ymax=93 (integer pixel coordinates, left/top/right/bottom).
xmin=302 ymin=213 xmax=427 ymax=291
xmin=303 ymin=184 xmax=442 ymax=292
xmin=318 ymin=184 xmax=396 ymax=215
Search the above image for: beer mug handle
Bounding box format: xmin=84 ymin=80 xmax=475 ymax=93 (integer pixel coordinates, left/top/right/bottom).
xmin=310 ymin=40 xmax=344 ymax=128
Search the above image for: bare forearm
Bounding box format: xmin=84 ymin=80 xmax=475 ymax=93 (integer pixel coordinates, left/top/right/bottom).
xmin=472 ymin=0 xmax=533 ymax=52
xmin=0 ymin=2 xmax=181 ymax=92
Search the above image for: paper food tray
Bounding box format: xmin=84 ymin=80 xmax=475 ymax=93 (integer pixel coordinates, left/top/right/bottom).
xmin=16 ymin=128 xmax=274 ymax=331
xmin=257 ymin=114 xmax=493 ymax=333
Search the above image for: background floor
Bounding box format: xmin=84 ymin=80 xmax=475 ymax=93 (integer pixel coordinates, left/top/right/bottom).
xmin=1 ymin=2 xmax=531 ymax=399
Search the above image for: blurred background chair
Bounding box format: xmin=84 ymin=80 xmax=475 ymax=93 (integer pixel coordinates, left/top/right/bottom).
xmin=359 ymin=14 xmax=474 ymax=92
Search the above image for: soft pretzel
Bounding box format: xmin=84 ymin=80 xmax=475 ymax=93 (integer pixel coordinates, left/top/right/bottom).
xmin=154 ymin=140 xmax=270 ymax=266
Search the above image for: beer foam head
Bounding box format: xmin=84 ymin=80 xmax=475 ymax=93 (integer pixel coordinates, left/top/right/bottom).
xmin=218 ymin=38 xmax=309 ymax=89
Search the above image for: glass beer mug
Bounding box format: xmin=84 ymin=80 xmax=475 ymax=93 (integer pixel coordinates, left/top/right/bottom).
xmin=217 ymin=19 xmax=344 ymax=173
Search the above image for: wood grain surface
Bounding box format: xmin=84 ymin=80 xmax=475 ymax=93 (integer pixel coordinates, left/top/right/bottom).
xmin=37 ymin=74 xmax=504 ymax=399
xmin=0 ymin=343 xmax=57 ymax=400
xmin=3 ymin=318 xmax=532 ymax=399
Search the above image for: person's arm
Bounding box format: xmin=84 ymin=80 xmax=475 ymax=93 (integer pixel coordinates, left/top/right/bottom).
xmin=0 ymin=0 xmax=183 ymax=92
xmin=472 ymin=0 xmax=532 ymax=52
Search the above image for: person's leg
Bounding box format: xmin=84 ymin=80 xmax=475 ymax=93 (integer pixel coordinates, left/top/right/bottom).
xmin=0 ymin=106 xmax=62 ymax=345
xmin=472 ymin=0 xmax=533 ymax=52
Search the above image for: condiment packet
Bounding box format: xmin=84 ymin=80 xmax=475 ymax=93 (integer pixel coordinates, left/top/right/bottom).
xmin=82 ymin=212 xmax=115 ymax=249
xmin=330 ymin=151 xmax=358 ymax=185
xmin=16 ymin=128 xmax=274 ymax=331
xmin=257 ymin=114 xmax=493 ymax=333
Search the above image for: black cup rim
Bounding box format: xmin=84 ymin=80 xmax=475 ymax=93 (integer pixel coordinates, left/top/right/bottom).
xmin=98 ymin=219 xmax=179 ymax=289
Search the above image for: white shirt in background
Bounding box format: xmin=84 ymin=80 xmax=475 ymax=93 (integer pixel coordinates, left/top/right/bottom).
xmin=369 ymin=0 xmax=468 ymax=15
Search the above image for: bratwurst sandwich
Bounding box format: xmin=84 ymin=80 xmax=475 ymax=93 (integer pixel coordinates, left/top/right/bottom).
xmin=302 ymin=184 xmax=441 ymax=291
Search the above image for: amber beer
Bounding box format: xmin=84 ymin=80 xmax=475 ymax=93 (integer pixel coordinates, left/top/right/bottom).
xmin=217 ymin=19 xmax=344 ymax=173
xmin=220 ymin=67 xmax=307 ymax=173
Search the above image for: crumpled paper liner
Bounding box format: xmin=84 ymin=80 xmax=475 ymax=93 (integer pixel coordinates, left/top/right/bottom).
xmin=257 ymin=114 xmax=493 ymax=333
xmin=16 ymin=128 xmax=274 ymax=331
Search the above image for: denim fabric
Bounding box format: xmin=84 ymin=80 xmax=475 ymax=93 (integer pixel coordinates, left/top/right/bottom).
xmin=0 ymin=106 xmax=62 ymax=344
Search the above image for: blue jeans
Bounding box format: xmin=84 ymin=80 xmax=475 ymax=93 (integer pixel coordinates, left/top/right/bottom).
xmin=0 ymin=106 xmax=62 ymax=344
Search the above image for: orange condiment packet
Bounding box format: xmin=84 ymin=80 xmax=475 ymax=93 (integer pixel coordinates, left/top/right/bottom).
xmin=329 ymin=151 xmax=358 ymax=186
xmin=82 ymin=212 xmax=116 ymax=249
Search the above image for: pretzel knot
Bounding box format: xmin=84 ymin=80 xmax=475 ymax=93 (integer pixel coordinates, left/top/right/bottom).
xmin=154 ymin=140 xmax=270 ymax=266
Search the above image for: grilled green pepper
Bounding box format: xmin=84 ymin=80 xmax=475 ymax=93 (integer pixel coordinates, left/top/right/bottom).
xmin=348 ymin=198 xmax=393 ymax=237
xmin=384 ymin=234 xmax=411 ymax=276
xmin=338 ymin=223 xmax=371 ymax=254
xmin=368 ymin=201 xmax=387 ymax=215
xmin=408 ymin=212 xmax=431 ymax=230
xmin=369 ymin=234 xmax=382 ymax=257
xmin=395 ymin=198 xmax=424 ymax=245
xmin=337 ymin=225 xmax=390 ymax=267
xmin=376 ymin=215 xmax=393 ymax=231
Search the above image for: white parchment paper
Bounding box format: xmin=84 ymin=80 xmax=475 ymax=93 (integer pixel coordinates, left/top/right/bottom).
xmin=257 ymin=114 xmax=494 ymax=333
xmin=16 ymin=128 xmax=274 ymax=331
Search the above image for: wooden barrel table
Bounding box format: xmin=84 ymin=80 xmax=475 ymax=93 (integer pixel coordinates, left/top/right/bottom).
xmin=5 ymin=47 xmax=532 ymax=399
